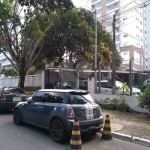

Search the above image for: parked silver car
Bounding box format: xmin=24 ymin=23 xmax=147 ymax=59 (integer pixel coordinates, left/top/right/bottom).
xmin=97 ymin=80 xmax=141 ymax=96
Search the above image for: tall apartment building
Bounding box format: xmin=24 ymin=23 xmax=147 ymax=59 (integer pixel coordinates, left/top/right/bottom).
xmin=144 ymin=0 xmax=150 ymax=71
xmin=90 ymin=0 xmax=148 ymax=71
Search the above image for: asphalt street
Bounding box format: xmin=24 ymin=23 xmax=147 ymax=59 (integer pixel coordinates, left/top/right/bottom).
xmin=0 ymin=110 xmax=149 ymax=150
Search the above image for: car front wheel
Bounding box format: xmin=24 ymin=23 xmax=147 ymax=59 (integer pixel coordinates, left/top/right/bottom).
xmin=50 ymin=119 xmax=67 ymax=143
xmin=13 ymin=109 xmax=22 ymax=125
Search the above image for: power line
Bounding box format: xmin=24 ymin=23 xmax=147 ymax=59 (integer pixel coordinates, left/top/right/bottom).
xmin=103 ymin=17 xmax=143 ymax=43
xmin=118 ymin=7 xmax=150 ymax=25
xmin=97 ymin=0 xmax=150 ymax=23
xmin=116 ymin=0 xmax=150 ymax=17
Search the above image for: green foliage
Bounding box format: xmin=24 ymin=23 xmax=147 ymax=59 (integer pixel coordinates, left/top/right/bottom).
xmin=0 ymin=0 xmax=73 ymax=89
xmin=98 ymin=98 xmax=130 ymax=112
xmin=0 ymin=69 xmax=18 ymax=77
xmin=116 ymin=103 xmax=130 ymax=112
xmin=118 ymin=82 xmax=129 ymax=95
xmin=138 ymin=83 xmax=150 ymax=111
xmin=36 ymin=8 xmax=115 ymax=69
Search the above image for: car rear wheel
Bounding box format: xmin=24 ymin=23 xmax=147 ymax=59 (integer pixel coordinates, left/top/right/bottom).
xmin=50 ymin=119 xmax=67 ymax=143
xmin=13 ymin=109 xmax=22 ymax=125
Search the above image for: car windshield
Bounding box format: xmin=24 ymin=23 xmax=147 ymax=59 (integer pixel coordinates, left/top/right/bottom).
xmin=69 ymin=92 xmax=94 ymax=104
xmin=3 ymin=87 xmax=25 ymax=94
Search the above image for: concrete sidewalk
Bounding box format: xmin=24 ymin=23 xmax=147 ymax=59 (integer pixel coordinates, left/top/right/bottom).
xmin=101 ymin=109 xmax=150 ymax=147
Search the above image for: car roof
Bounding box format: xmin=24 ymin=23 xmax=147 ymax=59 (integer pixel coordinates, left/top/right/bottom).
xmin=38 ymin=89 xmax=88 ymax=93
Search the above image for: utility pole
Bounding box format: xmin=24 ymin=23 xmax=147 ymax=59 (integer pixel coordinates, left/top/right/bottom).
xmin=98 ymin=60 xmax=102 ymax=94
xmin=129 ymin=58 xmax=133 ymax=96
xmin=94 ymin=10 xmax=97 ymax=93
xmin=112 ymin=14 xmax=116 ymax=94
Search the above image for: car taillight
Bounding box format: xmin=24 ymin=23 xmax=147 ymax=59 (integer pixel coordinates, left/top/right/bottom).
xmin=67 ymin=107 xmax=75 ymax=118
xmin=0 ymin=94 xmax=5 ymax=100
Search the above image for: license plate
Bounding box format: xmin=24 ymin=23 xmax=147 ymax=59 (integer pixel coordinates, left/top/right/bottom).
xmin=13 ymin=97 xmax=21 ymax=101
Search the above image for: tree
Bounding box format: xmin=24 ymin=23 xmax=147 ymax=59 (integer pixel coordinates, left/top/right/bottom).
xmin=40 ymin=8 xmax=94 ymax=65
xmin=0 ymin=0 xmax=73 ymax=89
xmin=34 ymin=8 xmax=118 ymax=70
xmin=0 ymin=69 xmax=18 ymax=77
xmin=138 ymin=83 xmax=150 ymax=113
xmin=118 ymin=82 xmax=129 ymax=103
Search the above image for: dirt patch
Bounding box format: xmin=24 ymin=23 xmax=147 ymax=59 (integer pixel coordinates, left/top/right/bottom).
xmin=102 ymin=109 xmax=150 ymax=140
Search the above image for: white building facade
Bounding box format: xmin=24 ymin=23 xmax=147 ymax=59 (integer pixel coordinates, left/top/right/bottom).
xmin=90 ymin=0 xmax=148 ymax=71
xmin=144 ymin=0 xmax=150 ymax=71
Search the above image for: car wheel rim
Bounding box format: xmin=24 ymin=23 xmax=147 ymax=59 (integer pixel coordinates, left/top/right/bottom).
xmin=14 ymin=110 xmax=20 ymax=124
xmin=51 ymin=121 xmax=62 ymax=141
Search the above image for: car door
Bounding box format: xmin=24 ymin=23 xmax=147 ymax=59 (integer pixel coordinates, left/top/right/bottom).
xmin=42 ymin=91 xmax=66 ymax=127
xmin=23 ymin=91 xmax=44 ymax=126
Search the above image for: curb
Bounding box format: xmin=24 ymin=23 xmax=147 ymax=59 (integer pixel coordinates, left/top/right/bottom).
xmin=100 ymin=130 xmax=150 ymax=147
xmin=112 ymin=132 xmax=150 ymax=147
xmin=112 ymin=132 xmax=132 ymax=142
xmin=132 ymin=136 xmax=150 ymax=147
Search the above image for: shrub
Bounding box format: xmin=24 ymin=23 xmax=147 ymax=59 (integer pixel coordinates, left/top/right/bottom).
xmin=24 ymin=86 xmax=41 ymax=92
xmin=116 ymin=103 xmax=130 ymax=112
xmin=138 ymin=83 xmax=150 ymax=112
xmin=99 ymin=98 xmax=117 ymax=109
xmin=98 ymin=98 xmax=130 ymax=112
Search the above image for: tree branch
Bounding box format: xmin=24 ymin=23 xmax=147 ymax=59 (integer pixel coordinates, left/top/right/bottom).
xmin=2 ymin=51 xmax=18 ymax=71
xmin=25 ymin=47 xmax=42 ymax=72
xmin=25 ymin=13 xmax=57 ymax=71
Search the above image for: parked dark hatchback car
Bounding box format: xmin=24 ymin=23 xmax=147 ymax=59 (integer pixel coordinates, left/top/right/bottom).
xmin=0 ymin=86 xmax=26 ymax=110
xmin=13 ymin=89 xmax=103 ymax=143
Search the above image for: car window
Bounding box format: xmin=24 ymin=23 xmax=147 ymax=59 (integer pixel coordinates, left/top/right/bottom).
xmin=3 ymin=87 xmax=25 ymax=94
xmin=44 ymin=92 xmax=65 ymax=103
xmin=97 ymin=81 xmax=107 ymax=88
xmin=33 ymin=91 xmax=45 ymax=102
xmin=63 ymin=82 xmax=68 ymax=86
xmin=69 ymin=93 xmax=94 ymax=104
xmin=56 ymin=82 xmax=60 ymax=86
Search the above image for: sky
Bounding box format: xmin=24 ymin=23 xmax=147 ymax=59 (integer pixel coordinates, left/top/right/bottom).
xmin=71 ymin=0 xmax=91 ymax=9
xmin=72 ymin=0 xmax=84 ymax=6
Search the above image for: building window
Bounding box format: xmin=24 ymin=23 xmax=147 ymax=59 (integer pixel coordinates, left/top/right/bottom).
xmin=92 ymin=1 xmax=101 ymax=10
xmin=123 ymin=16 xmax=127 ymax=20
xmin=92 ymin=0 xmax=99 ymax=3
xmin=116 ymin=35 xmax=120 ymax=41
xmin=107 ymin=0 xmax=115 ymax=4
xmin=123 ymin=42 xmax=128 ymax=46
xmin=97 ymin=8 xmax=102 ymax=15
xmin=116 ymin=27 xmax=119 ymax=33
xmin=107 ymin=2 xmax=120 ymax=11
xmin=123 ymin=34 xmax=128 ymax=38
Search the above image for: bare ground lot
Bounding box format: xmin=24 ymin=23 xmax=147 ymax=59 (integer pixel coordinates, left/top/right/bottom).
xmin=102 ymin=109 xmax=150 ymax=140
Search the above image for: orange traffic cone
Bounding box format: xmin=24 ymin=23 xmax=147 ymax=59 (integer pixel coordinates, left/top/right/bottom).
xmin=70 ymin=117 xmax=82 ymax=150
xmin=101 ymin=115 xmax=112 ymax=140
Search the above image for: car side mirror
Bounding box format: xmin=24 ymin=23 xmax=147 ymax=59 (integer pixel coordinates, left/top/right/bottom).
xmin=27 ymin=97 xmax=33 ymax=104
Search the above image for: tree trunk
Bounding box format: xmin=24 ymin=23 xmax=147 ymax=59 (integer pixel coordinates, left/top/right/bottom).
xmin=18 ymin=70 xmax=26 ymax=90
